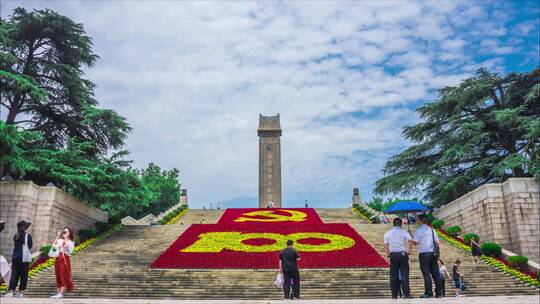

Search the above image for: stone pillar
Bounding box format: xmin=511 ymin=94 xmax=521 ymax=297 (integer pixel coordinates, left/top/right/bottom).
xmin=180 ymin=189 xmax=188 ymax=206
xmin=352 ymin=188 xmax=362 ymax=204
xmin=258 ymin=114 xmax=282 ymax=208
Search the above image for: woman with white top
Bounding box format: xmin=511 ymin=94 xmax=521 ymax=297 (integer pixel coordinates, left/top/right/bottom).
xmin=438 ymin=259 xmax=452 ymax=297
xmin=50 ymin=227 xmax=75 ymax=299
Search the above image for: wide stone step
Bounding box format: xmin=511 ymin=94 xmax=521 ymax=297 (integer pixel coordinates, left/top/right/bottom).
xmin=14 ymin=209 xmax=538 ymax=299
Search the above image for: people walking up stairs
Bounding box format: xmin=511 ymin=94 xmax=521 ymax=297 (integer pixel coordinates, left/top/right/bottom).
xmin=5 ymin=209 xmax=538 ymax=299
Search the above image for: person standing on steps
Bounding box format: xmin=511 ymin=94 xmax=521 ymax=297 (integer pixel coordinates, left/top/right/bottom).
xmin=470 ymin=238 xmax=481 ymax=264
xmin=412 ymin=214 xmax=443 ymax=298
xmin=4 ymin=220 xmax=32 ymax=299
xmin=383 ymin=217 xmax=413 ymax=299
xmin=51 ymin=227 xmax=75 ymax=299
xmin=279 ymin=239 xmax=301 ymax=300
xmin=438 ymin=259 xmax=451 ymax=297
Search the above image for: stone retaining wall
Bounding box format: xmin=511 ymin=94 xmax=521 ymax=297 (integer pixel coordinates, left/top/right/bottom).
xmin=0 ymin=181 xmax=107 ymax=260
xmin=434 ymin=178 xmax=539 ymax=263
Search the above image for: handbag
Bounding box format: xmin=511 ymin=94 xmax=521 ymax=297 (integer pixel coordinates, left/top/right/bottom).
xmin=48 ymin=244 xmax=59 ymax=258
xmin=274 ymin=272 xmax=284 ymax=289
xmin=22 ymin=233 xmax=32 ymax=262
xmin=431 ymin=227 xmax=440 ymax=258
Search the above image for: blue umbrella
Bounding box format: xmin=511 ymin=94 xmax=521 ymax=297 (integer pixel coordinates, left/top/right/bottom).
xmin=384 ymin=200 xmax=431 ymax=230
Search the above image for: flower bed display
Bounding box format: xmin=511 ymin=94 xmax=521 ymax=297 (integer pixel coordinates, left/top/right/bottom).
xmin=435 ymin=228 xmax=539 ymax=288
xmin=0 ymin=224 xmax=122 ymax=292
xmin=352 ymin=206 xmax=371 ymax=222
xmin=217 ymin=208 xmax=324 ymax=225
xmin=165 ymin=208 xmax=188 ymax=225
xmin=151 ymin=208 xmax=387 ymax=269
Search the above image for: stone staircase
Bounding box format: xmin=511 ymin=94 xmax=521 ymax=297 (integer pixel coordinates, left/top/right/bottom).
xmin=18 ymin=209 xmax=539 ymax=299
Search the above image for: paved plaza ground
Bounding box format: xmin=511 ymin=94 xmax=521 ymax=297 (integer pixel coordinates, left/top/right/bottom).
xmin=2 ymin=295 xmax=540 ymax=304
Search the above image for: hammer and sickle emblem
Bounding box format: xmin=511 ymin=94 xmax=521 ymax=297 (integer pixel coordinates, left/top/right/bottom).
xmin=234 ymin=209 xmax=307 ymax=222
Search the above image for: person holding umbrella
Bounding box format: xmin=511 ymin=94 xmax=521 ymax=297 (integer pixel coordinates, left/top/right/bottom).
xmin=412 ymin=214 xmax=443 ymax=298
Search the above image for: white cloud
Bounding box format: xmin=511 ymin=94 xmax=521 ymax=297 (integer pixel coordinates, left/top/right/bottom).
xmin=1 ymin=0 xmax=536 ymax=207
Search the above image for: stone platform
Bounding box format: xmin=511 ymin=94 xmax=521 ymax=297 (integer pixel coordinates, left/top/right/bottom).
xmin=2 ymin=295 xmax=540 ymax=304
xmin=10 ymin=209 xmax=539 ymax=299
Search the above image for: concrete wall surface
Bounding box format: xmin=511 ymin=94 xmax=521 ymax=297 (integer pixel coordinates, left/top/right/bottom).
xmin=434 ymin=178 xmax=539 ymax=263
xmin=0 ymin=181 xmax=107 ymax=260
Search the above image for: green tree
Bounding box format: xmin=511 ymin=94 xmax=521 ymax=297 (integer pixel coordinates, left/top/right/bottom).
xmin=0 ymin=8 xmax=130 ymax=154
xmin=0 ymin=121 xmax=41 ymax=177
xmin=137 ymin=163 xmax=181 ymax=216
xmin=375 ymin=67 xmax=540 ymax=207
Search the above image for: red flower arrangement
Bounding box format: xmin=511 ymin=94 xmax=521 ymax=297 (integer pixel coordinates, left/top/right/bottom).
xmin=151 ymin=208 xmax=388 ymax=269
xmin=217 ymin=208 xmax=324 ymax=225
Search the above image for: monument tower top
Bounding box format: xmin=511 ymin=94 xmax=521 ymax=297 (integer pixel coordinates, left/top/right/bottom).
xmin=258 ymin=114 xmax=282 ymax=135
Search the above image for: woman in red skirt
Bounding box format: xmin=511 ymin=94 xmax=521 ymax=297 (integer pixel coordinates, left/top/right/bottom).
xmin=51 ymin=227 xmax=75 ymax=299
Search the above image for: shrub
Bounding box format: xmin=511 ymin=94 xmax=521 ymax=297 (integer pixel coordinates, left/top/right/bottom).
xmin=39 ymin=245 xmax=52 ymax=258
xmin=107 ymin=214 xmax=121 ymax=225
xmin=508 ymin=255 xmax=528 ymax=269
xmin=445 ymin=225 xmax=462 ymax=237
xmin=481 ymin=242 xmax=502 ymax=257
xmin=74 ymin=235 xmax=80 ymax=245
xmin=463 ymin=233 xmax=480 ymax=245
xmin=426 ymin=213 xmax=435 ymax=223
xmin=431 ymin=219 xmax=444 ymax=229
xmin=78 ymin=228 xmax=97 ymax=242
xmin=94 ymin=221 xmax=109 ymax=234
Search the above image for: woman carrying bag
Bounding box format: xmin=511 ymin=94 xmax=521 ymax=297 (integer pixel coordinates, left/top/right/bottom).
xmin=4 ymin=220 xmax=33 ymax=298
xmin=49 ymin=227 xmax=75 ymax=299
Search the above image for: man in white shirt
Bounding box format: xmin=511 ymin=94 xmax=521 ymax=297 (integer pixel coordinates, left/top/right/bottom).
xmin=412 ymin=214 xmax=442 ymax=298
xmin=384 ymin=217 xmax=414 ymax=299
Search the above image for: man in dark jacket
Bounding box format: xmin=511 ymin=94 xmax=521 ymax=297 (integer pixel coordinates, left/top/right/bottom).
xmin=279 ymin=239 xmax=301 ymax=299
xmin=5 ymin=220 xmax=32 ymax=298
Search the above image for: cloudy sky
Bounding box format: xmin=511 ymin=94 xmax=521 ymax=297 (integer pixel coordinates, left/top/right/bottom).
xmin=2 ymin=1 xmax=539 ymax=208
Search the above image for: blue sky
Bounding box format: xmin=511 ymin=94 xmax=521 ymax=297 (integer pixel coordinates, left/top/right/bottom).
xmin=1 ymin=1 xmax=539 ymax=208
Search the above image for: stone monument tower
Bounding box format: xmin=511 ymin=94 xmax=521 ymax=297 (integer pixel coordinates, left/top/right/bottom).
xmin=258 ymin=114 xmax=282 ymax=208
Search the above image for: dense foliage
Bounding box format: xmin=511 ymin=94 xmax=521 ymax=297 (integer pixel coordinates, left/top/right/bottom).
xmin=445 ymin=225 xmax=462 ymax=237
xmin=431 ymin=219 xmax=444 ymax=229
xmin=0 ymin=8 xmax=130 ymax=153
xmin=508 ymin=255 xmax=529 ymax=269
xmin=375 ymin=67 xmax=540 ymax=206
xmin=481 ymin=242 xmax=502 ymax=257
xmin=463 ymin=233 xmax=480 ymax=245
xmin=1 ymin=8 xmax=181 ymax=218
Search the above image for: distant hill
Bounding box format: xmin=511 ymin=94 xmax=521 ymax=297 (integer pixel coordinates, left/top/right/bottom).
xmin=220 ymin=196 xmax=258 ymax=208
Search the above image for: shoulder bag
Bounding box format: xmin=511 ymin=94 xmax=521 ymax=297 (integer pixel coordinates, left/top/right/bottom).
xmin=431 ymin=227 xmax=440 ymax=258
xmin=22 ymin=233 xmax=32 ymax=262
xmin=48 ymin=242 xmax=59 ymax=258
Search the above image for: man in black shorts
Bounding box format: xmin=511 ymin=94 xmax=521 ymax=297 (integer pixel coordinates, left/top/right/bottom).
xmin=279 ymin=239 xmax=301 ymax=299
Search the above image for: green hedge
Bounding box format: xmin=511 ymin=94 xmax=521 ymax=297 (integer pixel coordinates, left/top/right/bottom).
xmin=158 ymin=205 xmax=187 ymax=225
xmin=108 ymin=214 xmax=121 ymax=225
xmin=508 ymin=255 xmax=528 ymax=269
xmin=78 ymin=228 xmax=97 ymax=242
xmin=353 ymin=203 xmax=373 ymax=218
xmin=94 ymin=221 xmax=110 ymax=234
xmin=463 ymin=233 xmax=480 ymax=245
xmin=481 ymin=242 xmax=502 ymax=257
xmin=445 ymin=225 xmax=462 ymax=237
xmin=431 ymin=219 xmax=444 ymax=229
xmin=39 ymin=244 xmax=52 ymax=257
